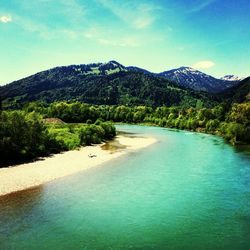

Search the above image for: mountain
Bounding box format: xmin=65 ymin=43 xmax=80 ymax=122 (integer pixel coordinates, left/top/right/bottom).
xmin=157 ymin=67 xmax=240 ymax=93
xmin=47 ymin=60 xmax=128 ymax=76
xmin=220 ymin=75 xmax=243 ymax=81
xmin=219 ymin=76 xmax=250 ymax=103
xmin=126 ymin=66 xmax=152 ymax=75
xmin=0 ymin=61 xmax=215 ymax=108
xmin=1 ymin=60 xmax=248 ymax=109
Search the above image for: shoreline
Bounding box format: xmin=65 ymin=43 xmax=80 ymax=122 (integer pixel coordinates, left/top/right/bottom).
xmin=115 ymin=122 xmax=250 ymax=146
xmin=0 ymin=135 xmax=157 ymax=197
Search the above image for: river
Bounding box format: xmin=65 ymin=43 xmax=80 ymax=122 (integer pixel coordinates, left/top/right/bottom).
xmin=0 ymin=125 xmax=249 ymax=249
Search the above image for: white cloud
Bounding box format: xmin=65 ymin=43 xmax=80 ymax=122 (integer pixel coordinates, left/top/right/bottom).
xmin=84 ymin=28 xmax=99 ymax=39
xmin=96 ymin=0 xmax=159 ymax=29
xmin=84 ymin=26 xmax=140 ymax=47
xmin=98 ymin=37 xmax=139 ymax=47
xmin=192 ymin=60 xmax=215 ymax=69
xmin=18 ymin=0 xmax=85 ymax=23
xmin=11 ymin=15 xmax=79 ymax=40
xmin=0 ymin=15 xmax=12 ymax=23
xmin=134 ymin=17 xmax=154 ymax=29
xmin=188 ymin=0 xmax=217 ymax=13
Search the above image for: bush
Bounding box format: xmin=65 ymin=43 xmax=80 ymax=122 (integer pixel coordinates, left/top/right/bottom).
xmin=0 ymin=111 xmax=117 ymax=167
xmin=0 ymin=111 xmax=50 ymax=165
xmin=100 ymin=122 xmax=116 ymax=139
xmin=205 ymin=119 xmax=220 ymax=133
xmin=219 ymin=122 xmax=248 ymax=144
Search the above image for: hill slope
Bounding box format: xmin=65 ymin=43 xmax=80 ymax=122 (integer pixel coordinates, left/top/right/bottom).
xmin=218 ymin=77 xmax=250 ymax=103
xmin=0 ymin=62 xmax=215 ymax=108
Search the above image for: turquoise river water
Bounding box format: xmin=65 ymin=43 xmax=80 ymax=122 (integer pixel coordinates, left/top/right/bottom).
xmin=0 ymin=125 xmax=250 ymax=249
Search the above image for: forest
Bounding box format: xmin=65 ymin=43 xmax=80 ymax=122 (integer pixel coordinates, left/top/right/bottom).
xmin=0 ymin=109 xmax=116 ymax=167
xmin=20 ymin=100 xmax=250 ymax=143
xmin=0 ymin=71 xmax=217 ymax=108
xmin=1 ymin=99 xmax=249 ymax=167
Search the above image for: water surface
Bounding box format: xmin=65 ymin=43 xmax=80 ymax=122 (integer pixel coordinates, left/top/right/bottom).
xmin=0 ymin=125 xmax=249 ymax=249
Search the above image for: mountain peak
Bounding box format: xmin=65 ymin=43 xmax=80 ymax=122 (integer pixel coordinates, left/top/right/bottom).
xmin=178 ymin=66 xmax=195 ymax=70
xmin=166 ymin=66 xmax=201 ymax=74
xmin=220 ymin=75 xmax=242 ymax=81
xmin=103 ymin=60 xmax=123 ymax=67
xmin=108 ymin=60 xmax=121 ymax=65
xmin=158 ymin=66 xmax=239 ymax=93
xmin=98 ymin=60 xmax=127 ymax=74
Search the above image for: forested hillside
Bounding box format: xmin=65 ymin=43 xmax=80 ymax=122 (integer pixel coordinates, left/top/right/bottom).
xmin=0 ymin=62 xmax=249 ymax=167
xmin=0 ymin=71 xmax=215 ymax=108
xmin=218 ymin=77 xmax=250 ymax=103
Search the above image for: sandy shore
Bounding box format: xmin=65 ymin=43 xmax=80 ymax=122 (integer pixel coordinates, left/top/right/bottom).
xmin=0 ymin=135 xmax=157 ymax=196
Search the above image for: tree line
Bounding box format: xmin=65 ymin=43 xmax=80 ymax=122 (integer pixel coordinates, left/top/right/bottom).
xmin=1 ymin=100 xmax=249 ymax=167
xmin=0 ymin=110 xmax=116 ymax=167
xmin=24 ymin=101 xmax=250 ymax=145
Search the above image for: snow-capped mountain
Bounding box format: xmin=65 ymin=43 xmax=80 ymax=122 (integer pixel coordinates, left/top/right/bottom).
xmin=49 ymin=62 xmax=242 ymax=93
xmin=3 ymin=60 xmax=243 ymax=94
xmin=220 ymin=75 xmax=243 ymax=81
xmin=157 ymin=67 xmax=240 ymax=93
xmin=105 ymin=64 xmax=242 ymax=93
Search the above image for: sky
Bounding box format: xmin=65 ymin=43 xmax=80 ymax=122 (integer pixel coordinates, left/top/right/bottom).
xmin=0 ymin=0 xmax=250 ymax=84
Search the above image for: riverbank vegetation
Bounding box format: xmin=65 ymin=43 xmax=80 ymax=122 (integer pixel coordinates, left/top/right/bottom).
xmin=0 ymin=100 xmax=249 ymax=167
xmin=0 ymin=110 xmax=116 ymax=167
xmin=22 ymin=101 xmax=250 ymax=145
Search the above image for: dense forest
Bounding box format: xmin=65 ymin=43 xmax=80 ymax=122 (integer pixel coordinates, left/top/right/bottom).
xmin=1 ymin=99 xmax=249 ymax=167
xmin=0 ymin=61 xmax=242 ymax=107
xmin=0 ymin=67 xmax=249 ymax=167
xmin=0 ymin=68 xmax=249 ymax=111
xmin=0 ymin=110 xmax=116 ymax=167
xmin=218 ymin=76 xmax=250 ymax=103
xmin=0 ymin=71 xmax=217 ymax=108
xmin=22 ymin=101 xmax=250 ymax=144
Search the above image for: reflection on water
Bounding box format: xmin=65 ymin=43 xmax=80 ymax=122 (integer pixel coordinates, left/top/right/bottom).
xmin=101 ymin=138 xmax=127 ymax=153
xmin=101 ymin=132 xmax=145 ymax=153
xmin=0 ymin=185 xmax=43 ymax=210
xmin=116 ymin=130 xmax=141 ymax=138
xmin=116 ymin=130 xmax=135 ymax=136
xmin=234 ymin=144 xmax=250 ymax=156
xmin=0 ymin=186 xmax=44 ymax=246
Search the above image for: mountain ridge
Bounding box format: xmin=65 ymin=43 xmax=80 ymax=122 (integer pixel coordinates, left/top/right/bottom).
xmin=0 ymin=60 xmax=248 ymax=109
xmin=156 ymin=66 xmax=241 ymax=93
xmin=1 ymin=60 xmax=243 ymax=90
xmin=220 ymin=75 xmax=244 ymax=81
xmin=0 ymin=64 xmax=215 ymax=108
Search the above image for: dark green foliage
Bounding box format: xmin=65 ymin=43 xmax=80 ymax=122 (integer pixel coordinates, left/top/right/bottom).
xmin=0 ymin=71 xmax=216 ymax=108
xmin=0 ymin=98 xmax=249 ymax=167
xmin=32 ymin=101 xmax=249 ymax=145
xmin=0 ymin=111 xmax=58 ymax=165
xmin=0 ymin=109 xmax=116 ymax=167
xmin=218 ymin=77 xmax=250 ymax=103
xmin=218 ymin=122 xmax=246 ymax=145
xmin=143 ymin=103 xmax=250 ymax=144
xmin=99 ymin=122 xmax=116 ymax=139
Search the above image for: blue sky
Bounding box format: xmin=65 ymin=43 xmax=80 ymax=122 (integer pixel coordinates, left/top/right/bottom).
xmin=0 ymin=0 xmax=249 ymax=84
